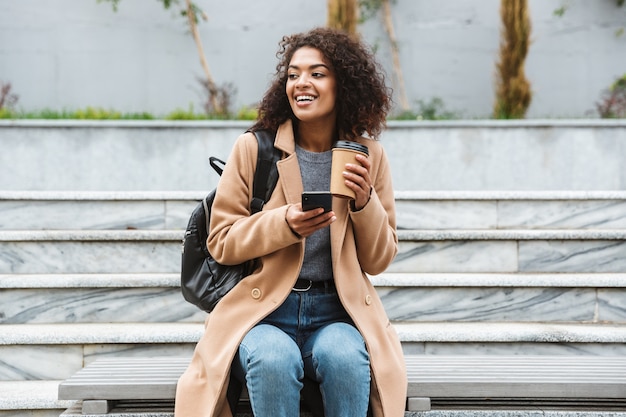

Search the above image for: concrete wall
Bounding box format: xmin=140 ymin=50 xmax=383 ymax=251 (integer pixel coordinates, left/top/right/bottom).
xmin=1 ymin=1 xmax=625 ymax=118
xmin=2 ymin=120 xmax=625 ymax=191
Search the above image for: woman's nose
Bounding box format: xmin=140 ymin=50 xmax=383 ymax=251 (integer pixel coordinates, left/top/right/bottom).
xmin=296 ymin=73 xmax=310 ymax=87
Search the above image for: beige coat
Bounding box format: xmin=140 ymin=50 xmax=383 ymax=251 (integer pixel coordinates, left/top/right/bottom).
xmin=175 ymin=120 xmax=407 ymax=417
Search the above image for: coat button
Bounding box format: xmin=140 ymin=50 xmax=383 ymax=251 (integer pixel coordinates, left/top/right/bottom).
xmin=251 ymin=288 xmax=262 ymax=299
xmin=365 ymin=294 xmax=372 ymax=305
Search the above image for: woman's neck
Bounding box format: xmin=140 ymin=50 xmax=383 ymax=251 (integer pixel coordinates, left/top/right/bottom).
xmin=295 ymin=123 xmax=336 ymax=153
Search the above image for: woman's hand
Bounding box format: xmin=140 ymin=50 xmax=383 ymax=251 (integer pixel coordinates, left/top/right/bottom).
xmin=343 ymin=153 xmax=372 ymax=210
xmin=286 ymin=204 xmax=335 ymax=238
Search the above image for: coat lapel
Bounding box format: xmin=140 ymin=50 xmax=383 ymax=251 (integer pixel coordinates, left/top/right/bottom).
xmin=274 ymin=120 xmax=302 ymax=205
xmin=276 ymin=154 xmax=302 ymax=205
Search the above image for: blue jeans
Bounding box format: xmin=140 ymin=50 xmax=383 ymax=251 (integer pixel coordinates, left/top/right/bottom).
xmin=232 ymin=287 xmax=371 ymax=417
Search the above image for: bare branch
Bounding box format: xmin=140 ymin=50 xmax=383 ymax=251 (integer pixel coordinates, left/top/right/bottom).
xmin=381 ymin=0 xmax=409 ymax=112
xmin=184 ymin=0 xmax=221 ymax=114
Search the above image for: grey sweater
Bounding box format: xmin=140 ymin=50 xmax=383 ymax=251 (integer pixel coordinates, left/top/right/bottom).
xmin=296 ymin=144 xmax=334 ymax=282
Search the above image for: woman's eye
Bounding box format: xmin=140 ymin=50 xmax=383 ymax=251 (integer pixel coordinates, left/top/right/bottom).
xmin=288 ymin=73 xmax=299 ymax=80
xmin=312 ymin=72 xmax=325 ymax=78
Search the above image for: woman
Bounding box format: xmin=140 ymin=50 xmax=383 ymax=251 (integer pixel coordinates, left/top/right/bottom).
xmin=175 ymin=27 xmax=406 ymax=417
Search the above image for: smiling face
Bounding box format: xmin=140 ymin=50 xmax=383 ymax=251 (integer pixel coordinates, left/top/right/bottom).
xmin=286 ymin=47 xmax=337 ymax=127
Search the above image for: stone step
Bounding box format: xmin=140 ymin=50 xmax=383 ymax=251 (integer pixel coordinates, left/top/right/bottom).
xmin=4 ymin=322 xmax=624 ymax=347
xmin=1 ymin=286 xmax=622 ymax=325
xmin=3 ymin=190 xmax=626 ymax=230
xmin=375 ymin=273 xmax=626 ymax=325
xmin=0 ymin=342 xmax=197 ymax=382
xmin=371 ymin=272 xmax=626 ymax=287
xmin=0 ymin=380 xmax=71 ymax=417
xmin=392 ymin=230 xmax=626 ymax=274
xmin=0 ymin=286 xmax=204 ymax=324
xmin=0 ymin=323 xmax=200 ymax=382
xmin=0 ymin=191 xmax=199 ymax=231
xmin=0 ymin=323 xmax=202 ymax=347
xmin=0 ymin=273 xmax=181 ymax=288
xmin=2 ymin=120 xmax=626 ymax=192
xmin=1 ymin=273 xmax=625 ymax=325
xmin=1 ymin=229 xmax=625 ymax=274
xmin=2 ymin=322 xmax=625 ymax=383
xmin=0 ymin=230 xmax=181 ymax=274
xmin=4 ymin=229 xmax=626 ymax=241
xmin=395 ymin=190 xmax=626 ymax=230
xmin=3 ymin=272 xmax=626 ymax=289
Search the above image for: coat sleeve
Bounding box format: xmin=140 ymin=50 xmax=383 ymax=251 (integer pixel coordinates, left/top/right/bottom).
xmin=208 ymin=132 xmax=301 ymax=265
xmin=349 ymin=142 xmax=398 ymax=275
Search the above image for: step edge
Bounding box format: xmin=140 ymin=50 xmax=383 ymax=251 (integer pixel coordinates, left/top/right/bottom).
xmin=0 ymin=273 xmax=180 ymax=288
xmin=2 ymin=272 xmax=626 ymax=288
xmin=370 ymin=272 xmax=626 ymax=287
xmin=398 ymin=229 xmax=626 ymax=240
xmin=0 ymin=323 xmax=204 ymax=345
xmin=4 ymin=190 xmax=626 ymax=201
xmin=2 ymin=322 xmax=625 ymax=345
xmin=0 ymin=380 xmax=72 ymax=410
xmin=2 ymin=229 xmax=626 ymax=241
xmin=0 ymin=190 xmax=205 ymax=201
xmin=394 ymin=322 xmax=626 ymax=343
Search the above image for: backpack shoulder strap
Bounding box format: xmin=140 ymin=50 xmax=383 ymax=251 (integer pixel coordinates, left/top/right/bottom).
xmin=250 ymin=129 xmax=281 ymax=214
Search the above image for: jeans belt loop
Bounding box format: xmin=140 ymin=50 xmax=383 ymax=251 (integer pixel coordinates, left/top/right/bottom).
xmin=292 ymin=279 xmax=313 ymax=292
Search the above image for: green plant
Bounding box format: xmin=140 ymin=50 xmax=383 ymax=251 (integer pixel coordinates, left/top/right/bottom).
xmin=165 ymin=104 xmax=213 ymax=120
xmin=1 ymin=107 xmax=154 ymax=120
xmin=0 ymin=104 xmax=258 ymax=120
xmin=554 ymin=1 xmax=625 ymax=37
xmin=596 ymin=74 xmax=626 ymax=118
xmin=392 ymin=97 xmax=460 ymax=120
xmin=0 ymin=82 xmax=18 ymax=112
xmin=236 ymin=105 xmax=258 ymax=121
xmin=553 ymin=0 xmax=570 ymax=17
xmin=77 ymin=107 xmax=122 ymax=119
xmin=555 ymin=0 xmax=624 ymax=15
xmin=197 ymin=79 xmax=235 ymax=117
xmin=493 ymin=0 xmax=532 ymax=119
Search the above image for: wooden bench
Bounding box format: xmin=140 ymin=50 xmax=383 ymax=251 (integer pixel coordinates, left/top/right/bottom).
xmin=58 ymin=355 xmax=626 ymax=415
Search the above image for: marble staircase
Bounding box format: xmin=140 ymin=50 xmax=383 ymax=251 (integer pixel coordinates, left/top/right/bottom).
xmin=1 ymin=190 xmax=626 ymax=416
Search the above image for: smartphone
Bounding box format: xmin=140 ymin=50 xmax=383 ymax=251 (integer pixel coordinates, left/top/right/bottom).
xmin=302 ymin=191 xmax=333 ymax=213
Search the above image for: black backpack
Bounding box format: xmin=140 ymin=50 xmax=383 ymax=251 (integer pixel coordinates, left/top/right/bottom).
xmin=180 ymin=130 xmax=281 ymax=312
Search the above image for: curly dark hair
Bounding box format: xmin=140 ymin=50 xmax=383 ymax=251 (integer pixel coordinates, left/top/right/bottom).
xmin=251 ymin=27 xmax=391 ymax=140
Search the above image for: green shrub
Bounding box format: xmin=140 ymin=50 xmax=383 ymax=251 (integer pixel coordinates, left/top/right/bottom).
xmin=596 ymin=74 xmax=626 ymax=118
xmin=392 ymin=97 xmax=460 ymax=120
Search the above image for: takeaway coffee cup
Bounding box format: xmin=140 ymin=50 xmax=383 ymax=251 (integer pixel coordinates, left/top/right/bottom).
xmin=330 ymin=140 xmax=369 ymax=199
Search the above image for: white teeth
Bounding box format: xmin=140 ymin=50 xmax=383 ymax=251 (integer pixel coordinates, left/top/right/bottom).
xmin=296 ymin=95 xmax=315 ymax=102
